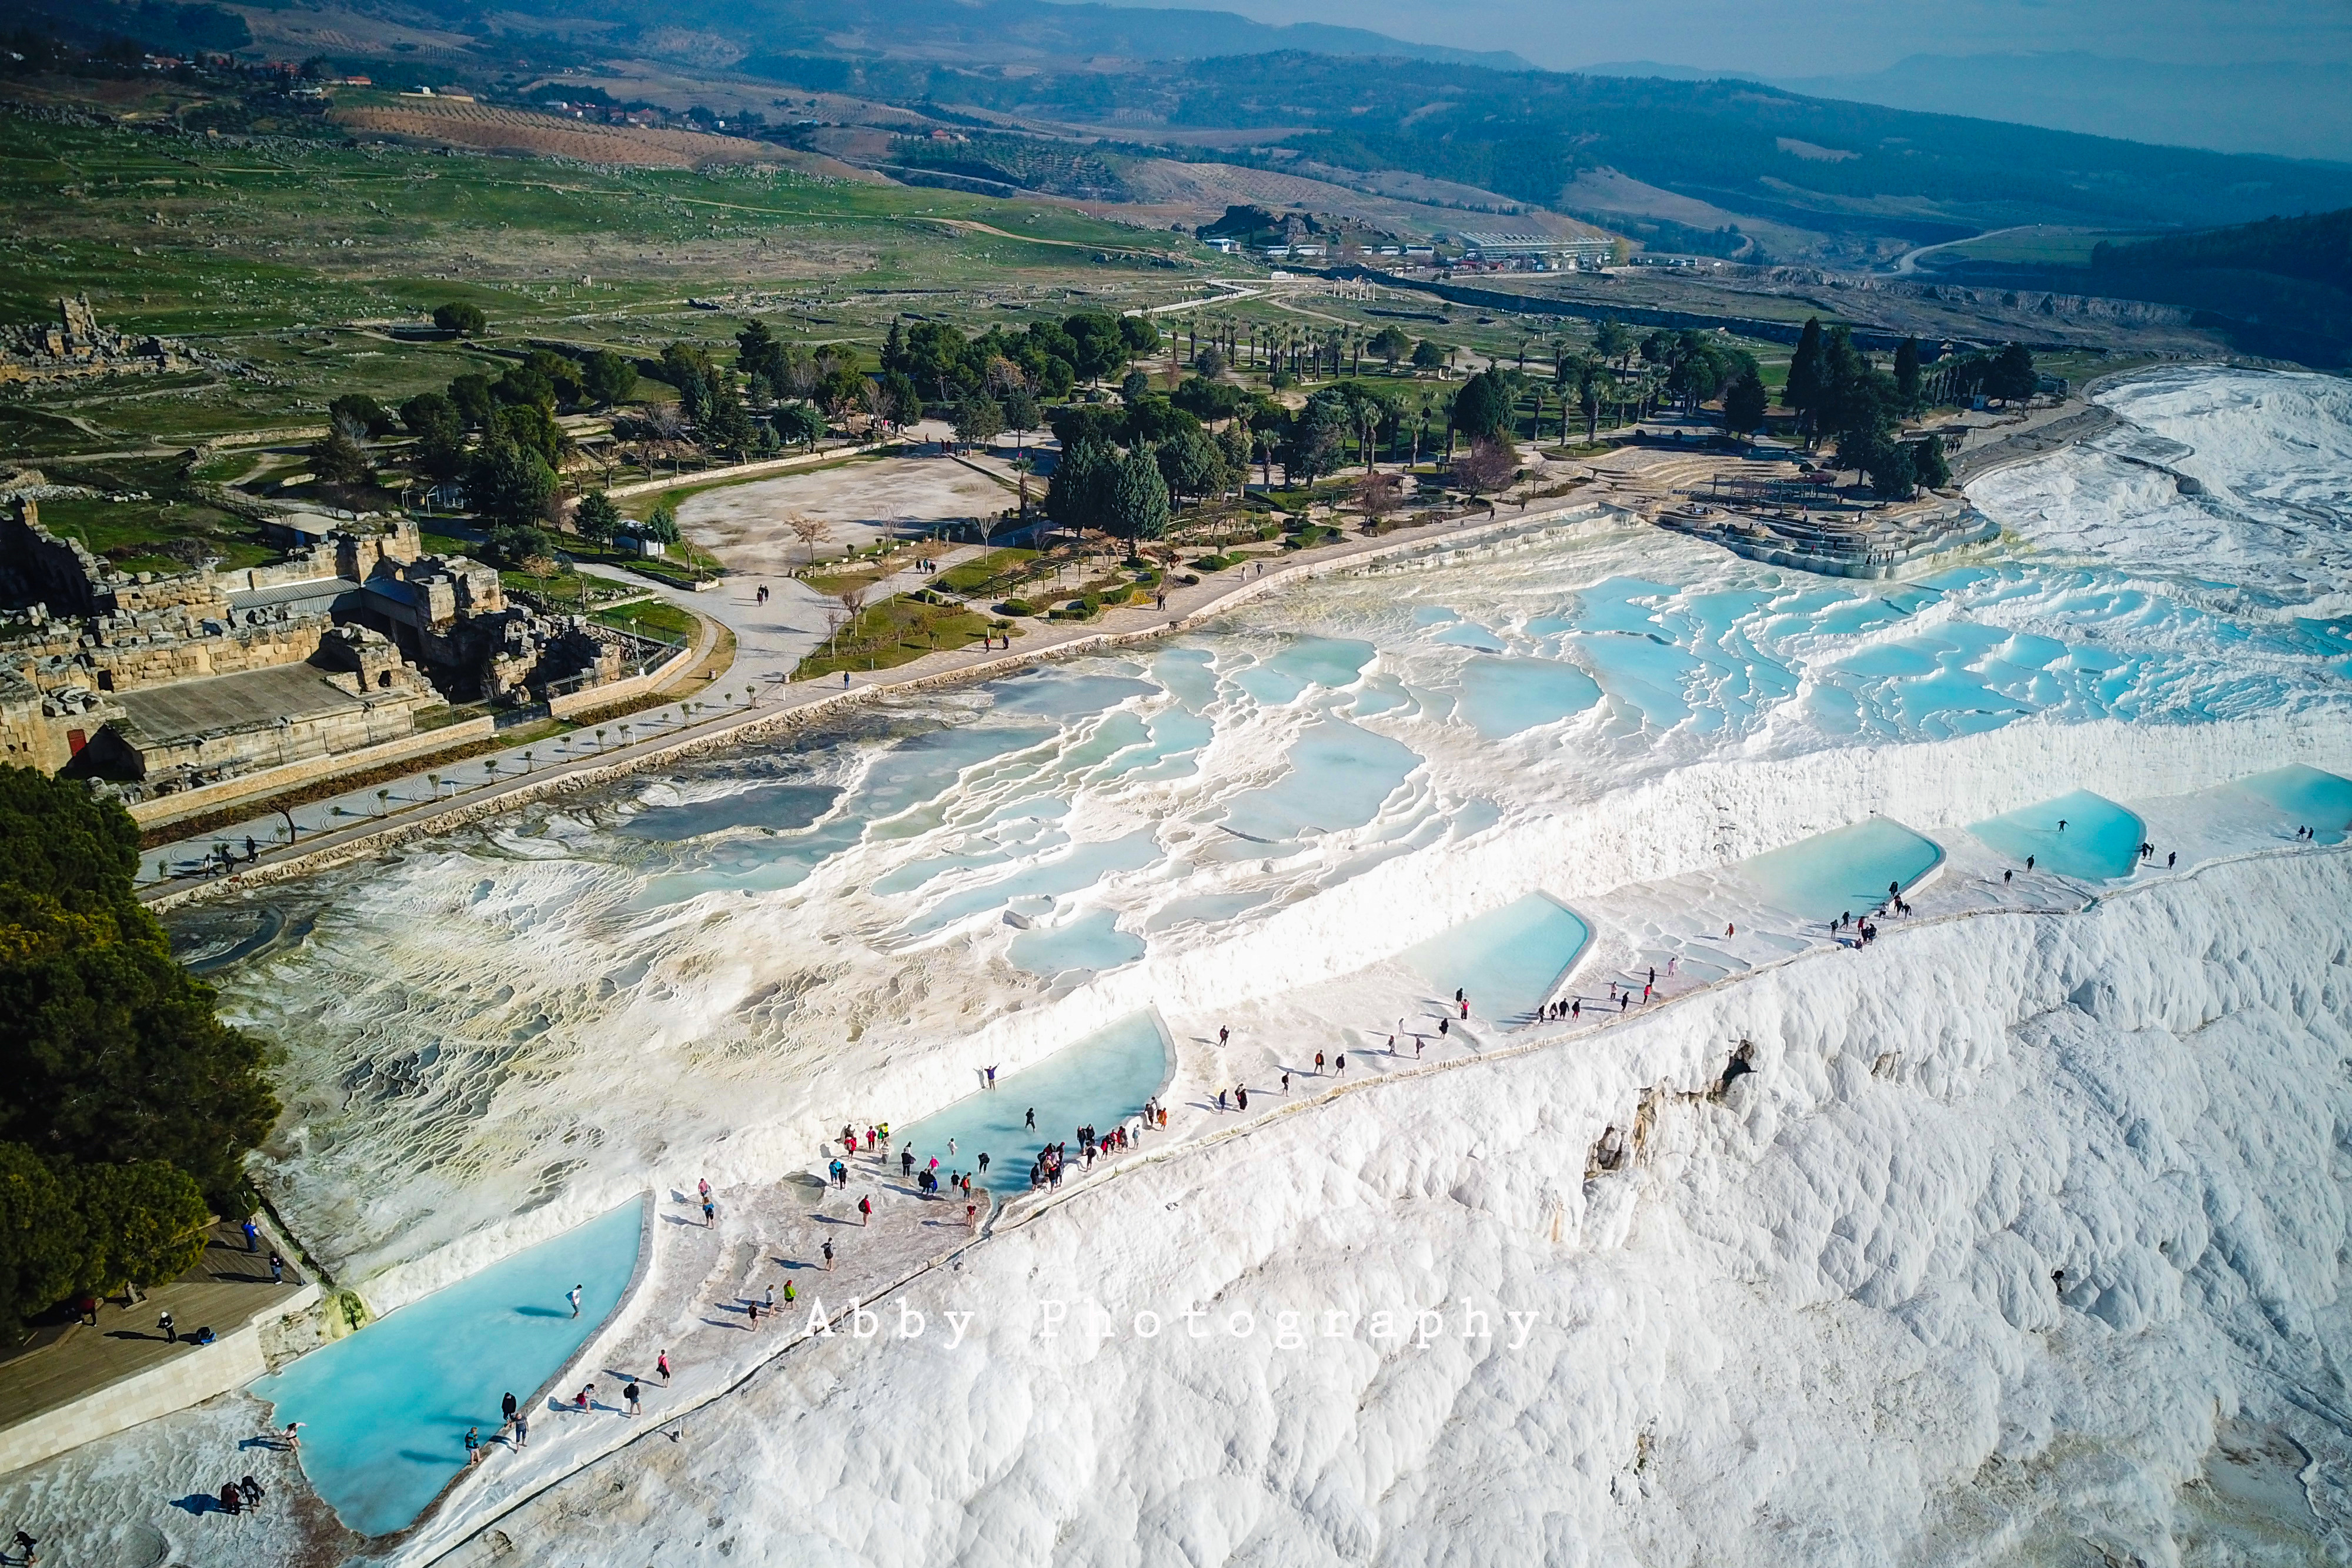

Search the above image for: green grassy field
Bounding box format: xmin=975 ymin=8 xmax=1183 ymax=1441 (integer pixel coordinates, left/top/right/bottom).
xmin=593 ymin=598 xmax=699 ymax=640
xmin=1923 ymin=228 xmax=2155 ymax=268
xmin=0 ymin=105 xmax=1215 ymax=458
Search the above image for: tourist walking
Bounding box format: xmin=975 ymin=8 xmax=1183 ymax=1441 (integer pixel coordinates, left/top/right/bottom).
xmin=502 ymin=1390 xmax=518 ymax=1426
xmin=1335 ymin=1053 xmax=1346 ymax=1075
xmin=702 ymin=1199 xmax=716 ymax=1226
xmin=858 ymin=1195 xmax=872 ymax=1225
xmin=269 ymin=1252 xmax=285 ymax=1283
xmin=242 ymin=1218 xmax=260 ymax=1252
xmin=512 ymin=1410 xmax=528 ymax=1447
xmin=573 ymin=1385 xmax=594 ymax=1412
xmin=567 ymin=1284 xmax=583 ymax=1318
xmin=1314 ymin=1051 xmax=1325 ymax=1074
xmin=624 ymin=1382 xmax=642 ymax=1417
xmin=822 ymin=1239 xmax=834 ymax=1271
xmin=157 ymin=1310 xmax=175 ymax=1344
xmin=465 ymin=1427 xmax=482 ymax=1465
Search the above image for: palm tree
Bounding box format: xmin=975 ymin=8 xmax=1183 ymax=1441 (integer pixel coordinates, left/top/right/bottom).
xmin=375 ymin=788 xmax=391 ymax=818
xmin=1011 ymin=454 xmax=1035 ymax=519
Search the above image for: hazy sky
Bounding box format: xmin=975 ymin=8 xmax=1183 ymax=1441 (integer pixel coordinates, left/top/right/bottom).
xmin=1121 ymin=0 xmax=2352 ymax=75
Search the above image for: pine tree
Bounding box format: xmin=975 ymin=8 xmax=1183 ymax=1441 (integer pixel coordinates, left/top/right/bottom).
xmin=1110 ymin=446 xmax=1172 ymax=544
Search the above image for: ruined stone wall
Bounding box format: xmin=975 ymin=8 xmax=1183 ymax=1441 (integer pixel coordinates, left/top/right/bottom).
xmin=85 ymin=620 xmax=326 ymax=693
xmin=0 ymin=667 xmax=122 ymax=774
xmin=109 ymin=571 xmax=229 ymax=617
xmin=0 ymin=499 xmax=105 ymax=614
xmin=124 ymin=695 xmax=426 ymax=783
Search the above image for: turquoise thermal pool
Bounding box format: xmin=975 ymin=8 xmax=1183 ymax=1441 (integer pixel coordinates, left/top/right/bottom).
xmin=252 ymin=1200 xmax=644 ymax=1537
xmin=1969 ymin=790 xmax=2147 ymax=879
xmin=1403 ymin=892 xmax=1593 ymax=1026
xmin=2234 ymin=764 xmax=2352 ymax=841
xmin=897 ymin=1011 xmax=1172 ymax=1186
xmin=1738 ymin=818 xmax=1946 ymax=922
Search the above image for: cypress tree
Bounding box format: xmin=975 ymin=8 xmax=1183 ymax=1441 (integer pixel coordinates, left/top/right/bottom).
xmin=1785 ymin=317 xmax=1825 ymax=418
xmin=1893 ymin=337 xmax=1922 ymax=410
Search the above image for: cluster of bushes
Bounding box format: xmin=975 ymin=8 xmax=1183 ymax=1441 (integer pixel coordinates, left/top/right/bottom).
xmin=0 ymin=770 xmax=277 ymax=1333
xmin=882 ymin=312 xmax=1158 ymax=404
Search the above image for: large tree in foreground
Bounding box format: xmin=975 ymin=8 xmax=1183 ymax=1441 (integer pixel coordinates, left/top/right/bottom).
xmin=0 ymin=770 xmax=278 ymax=1209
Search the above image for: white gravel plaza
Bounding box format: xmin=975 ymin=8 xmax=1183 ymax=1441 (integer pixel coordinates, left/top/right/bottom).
xmin=676 ymin=426 xmax=1045 ymax=575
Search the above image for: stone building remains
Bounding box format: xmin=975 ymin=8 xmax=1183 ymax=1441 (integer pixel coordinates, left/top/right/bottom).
xmin=1 ymin=493 xmax=651 ymax=797
xmin=0 ymin=295 xmax=205 ymax=387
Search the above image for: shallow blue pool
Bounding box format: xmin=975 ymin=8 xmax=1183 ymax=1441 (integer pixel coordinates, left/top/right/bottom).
xmin=1969 ymin=789 xmax=2146 ymax=879
xmin=898 ymin=1011 xmax=1171 ymax=1185
xmin=1402 ymin=892 xmax=1592 ymax=1026
xmin=1008 ymin=908 xmax=1145 ymax=978
xmin=1221 ymin=720 xmax=1420 ymax=843
xmin=2234 ymin=764 xmax=2352 ymax=841
xmin=1739 ymin=817 xmax=1945 ymax=922
xmin=1454 ymin=656 xmax=1601 ymax=739
xmin=253 ymin=1200 xmax=643 ymax=1537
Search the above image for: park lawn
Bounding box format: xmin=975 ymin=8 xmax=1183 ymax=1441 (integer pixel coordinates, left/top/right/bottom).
xmin=792 ymin=597 xmax=995 ymax=680
xmin=804 ymin=565 xmax=890 ymax=597
xmin=498 ymin=567 xmax=646 ymax=613
xmin=593 ymin=599 xmax=700 ymax=640
xmin=936 ymin=546 xmax=1038 ymax=593
xmin=569 ymin=539 xmax=723 ymax=583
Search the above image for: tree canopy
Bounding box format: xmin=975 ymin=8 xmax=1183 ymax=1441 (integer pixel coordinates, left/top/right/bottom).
xmin=0 ymin=770 xmax=278 ymax=1331
xmin=432 ymin=300 xmax=487 ymax=337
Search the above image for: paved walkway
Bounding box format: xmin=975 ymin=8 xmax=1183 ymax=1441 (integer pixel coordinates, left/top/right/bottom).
xmin=0 ymin=1225 xmax=310 ymax=1435
xmin=141 ymin=493 xmax=1603 ymax=907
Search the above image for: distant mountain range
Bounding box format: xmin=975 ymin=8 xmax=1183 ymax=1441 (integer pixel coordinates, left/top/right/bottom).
xmin=400 ymin=0 xmax=1531 ymax=71
xmin=1580 ymin=54 xmax=2352 ymax=165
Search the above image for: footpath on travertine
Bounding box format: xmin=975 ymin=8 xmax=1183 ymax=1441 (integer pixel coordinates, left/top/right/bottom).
xmin=391 ymin=784 xmax=2351 ymax=1566
xmin=143 ymin=493 xmax=1612 ymax=911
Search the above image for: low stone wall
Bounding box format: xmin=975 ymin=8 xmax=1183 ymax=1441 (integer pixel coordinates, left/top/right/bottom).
xmin=602 ymin=439 xmax=892 ymax=500
xmin=0 ymin=1284 xmax=318 ymax=1476
xmin=547 ymin=639 xmax=696 ymax=719
xmin=129 ymin=717 xmax=496 ymax=831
